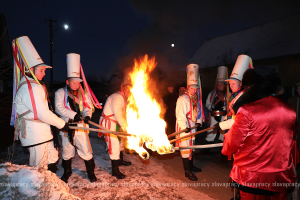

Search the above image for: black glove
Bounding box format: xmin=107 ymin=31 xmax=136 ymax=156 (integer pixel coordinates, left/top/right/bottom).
xmin=61 ymin=123 xmax=71 ymax=131
xmin=84 ymin=116 xmax=91 ymax=124
xmin=195 ymin=123 xmax=201 ymax=128
xmin=184 ymin=127 xmax=191 ymax=133
xmin=213 ymin=123 xmax=221 ymax=132
xmin=73 ymin=113 xmax=82 ymax=122
xmin=51 ymin=125 xmax=60 ymax=149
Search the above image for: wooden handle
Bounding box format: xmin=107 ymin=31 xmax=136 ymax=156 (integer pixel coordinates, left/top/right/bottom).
xmin=167 ymin=125 xmax=199 ymax=139
xmin=169 ymin=126 xmax=214 ymax=143
xmin=69 ymin=126 xmax=134 ymax=137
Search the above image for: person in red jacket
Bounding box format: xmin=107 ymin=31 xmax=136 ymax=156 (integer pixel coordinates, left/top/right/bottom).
xmin=222 ymin=72 xmax=299 ymax=200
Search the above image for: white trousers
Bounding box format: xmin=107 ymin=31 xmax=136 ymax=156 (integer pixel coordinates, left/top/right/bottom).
xmin=61 ymin=132 xmax=93 ymax=161
xmin=179 ymin=132 xmax=196 ymax=158
xmin=106 ymin=134 xmax=125 ymax=160
xmin=206 ymin=116 xmax=225 ymax=142
xmin=28 ymin=141 xmax=58 ymax=169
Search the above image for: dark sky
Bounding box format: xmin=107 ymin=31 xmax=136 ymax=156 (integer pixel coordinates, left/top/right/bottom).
xmin=3 ymin=0 xmax=300 ymax=82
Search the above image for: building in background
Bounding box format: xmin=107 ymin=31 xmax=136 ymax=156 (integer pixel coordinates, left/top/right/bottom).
xmin=189 ymin=13 xmax=300 ymax=101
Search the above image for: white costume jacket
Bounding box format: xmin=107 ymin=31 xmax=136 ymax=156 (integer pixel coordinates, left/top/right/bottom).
xmin=14 ymin=76 xmax=65 ymax=147
xmin=55 ymin=87 xmax=92 ymax=135
xmin=99 ymin=92 xmax=126 ymax=159
xmin=176 ymin=93 xmax=202 ymax=158
xmin=205 ymin=90 xmax=228 ymax=141
xmin=205 ymin=91 xmax=228 ymax=112
xmin=100 ymin=92 xmax=126 ymax=132
xmin=219 ymin=90 xmax=244 ymax=130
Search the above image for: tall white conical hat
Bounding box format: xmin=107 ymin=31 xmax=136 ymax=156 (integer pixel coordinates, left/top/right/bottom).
xmin=226 ymin=55 xmax=253 ymax=81
xmin=66 ymin=53 xmax=82 ymax=82
xmin=187 ymin=63 xmax=199 ymax=89
xmin=16 ymin=36 xmax=51 ymax=71
xmin=123 ymin=67 xmax=133 ymax=86
xmin=217 ymin=66 xmax=227 ymax=83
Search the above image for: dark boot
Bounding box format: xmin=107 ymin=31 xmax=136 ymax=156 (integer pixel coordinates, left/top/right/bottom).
xmin=182 ymin=158 xmax=198 ymax=181
xmin=84 ymin=158 xmax=97 ymax=182
xmin=61 ymin=159 xmax=72 ymax=183
xmin=111 ymin=160 xmax=125 ymax=179
xmin=48 ymin=163 xmax=57 ymax=173
xmin=189 ymin=156 xmax=202 ymax=172
xmin=120 ymin=151 xmax=131 ymax=166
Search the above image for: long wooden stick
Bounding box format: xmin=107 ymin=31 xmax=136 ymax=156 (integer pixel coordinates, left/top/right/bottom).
xmin=87 ymin=120 xmax=130 ymax=135
xmin=88 ymin=120 xmax=110 ymax=131
xmin=69 ymin=126 xmax=134 ymax=137
xmin=169 ymin=126 xmax=214 ymax=143
xmin=174 ymin=143 xmax=223 ymax=150
xmin=167 ymin=125 xmax=199 ymax=139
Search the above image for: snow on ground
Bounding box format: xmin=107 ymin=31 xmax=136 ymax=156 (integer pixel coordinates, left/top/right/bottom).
xmin=0 ymin=132 xmax=215 ymax=200
xmin=0 ymin=163 xmax=79 ymax=199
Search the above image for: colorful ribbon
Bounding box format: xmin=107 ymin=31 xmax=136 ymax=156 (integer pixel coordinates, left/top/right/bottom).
xmin=80 ymin=64 xmax=102 ymax=110
xmin=10 ymin=40 xmax=39 ymax=125
xmin=197 ymin=74 xmax=205 ymax=122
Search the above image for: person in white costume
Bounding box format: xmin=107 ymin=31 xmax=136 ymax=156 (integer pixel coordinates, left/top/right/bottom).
xmin=215 ymin=55 xmax=254 ymax=132
xmin=99 ymin=68 xmax=132 ymax=179
xmin=55 ymin=53 xmax=97 ymax=183
xmin=205 ymin=66 xmax=229 ymax=143
xmin=13 ymin=36 xmax=69 ymax=172
xmin=175 ymin=63 xmax=203 ymax=181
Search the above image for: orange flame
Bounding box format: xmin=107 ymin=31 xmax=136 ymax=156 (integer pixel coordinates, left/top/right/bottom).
xmin=125 ymin=55 xmax=174 ymax=159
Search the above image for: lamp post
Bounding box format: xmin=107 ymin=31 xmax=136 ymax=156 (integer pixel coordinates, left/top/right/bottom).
xmin=45 ymin=19 xmax=68 ymax=92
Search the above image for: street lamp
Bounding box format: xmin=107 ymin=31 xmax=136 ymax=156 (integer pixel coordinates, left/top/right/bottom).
xmin=46 ymin=18 xmax=68 ymax=92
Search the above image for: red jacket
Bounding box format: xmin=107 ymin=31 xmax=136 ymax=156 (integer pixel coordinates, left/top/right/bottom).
xmin=222 ymin=96 xmax=299 ymax=192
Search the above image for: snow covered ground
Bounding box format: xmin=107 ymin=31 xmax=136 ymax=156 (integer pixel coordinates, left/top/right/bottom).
xmin=0 ymin=162 xmax=79 ymax=199
xmin=0 ymin=132 xmax=215 ymax=200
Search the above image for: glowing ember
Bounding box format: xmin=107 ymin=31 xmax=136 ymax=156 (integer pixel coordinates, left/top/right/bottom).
xmin=125 ymin=55 xmax=174 ymax=159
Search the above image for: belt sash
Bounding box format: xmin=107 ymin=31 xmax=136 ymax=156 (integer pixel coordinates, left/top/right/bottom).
xmin=100 ymin=112 xmax=118 ymax=154
xmin=176 ymin=111 xmax=194 ymax=160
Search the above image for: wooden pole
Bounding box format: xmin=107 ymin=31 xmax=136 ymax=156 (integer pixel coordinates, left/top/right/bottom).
xmin=69 ymin=126 xmax=134 ymax=137
xmin=87 ymin=120 xmax=130 ymax=135
xmin=167 ymin=125 xmax=199 ymax=139
xmin=174 ymin=143 xmax=223 ymax=150
xmin=169 ymin=126 xmax=214 ymax=143
xmin=88 ymin=120 xmax=110 ymax=131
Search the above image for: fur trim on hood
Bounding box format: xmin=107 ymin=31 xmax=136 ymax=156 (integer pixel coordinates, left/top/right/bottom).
xmin=233 ymin=73 xmax=282 ymax=114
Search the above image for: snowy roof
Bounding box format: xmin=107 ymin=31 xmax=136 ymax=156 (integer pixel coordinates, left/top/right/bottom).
xmin=189 ymin=13 xmax=300 ymax=68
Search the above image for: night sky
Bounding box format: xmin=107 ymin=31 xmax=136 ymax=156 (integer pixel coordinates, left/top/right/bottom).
xmin=3 ymin=0 xmax=300 ymax=82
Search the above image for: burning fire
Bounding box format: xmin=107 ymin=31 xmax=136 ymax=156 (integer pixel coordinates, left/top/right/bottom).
xmin=125 ymin=55 xmax=174 ymax=159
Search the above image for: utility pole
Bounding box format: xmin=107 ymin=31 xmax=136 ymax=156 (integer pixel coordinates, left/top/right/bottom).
xmin=45 ymin=18 xmax=56 ymax=92
xmin=45 ymin=19 xmax=68 ymax=92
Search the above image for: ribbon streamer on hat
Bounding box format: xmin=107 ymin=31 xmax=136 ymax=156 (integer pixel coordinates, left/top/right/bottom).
xmin=249 ymin=58 xmax=254 ymax=69
xmin=80 ymin=64 xmax=102 ymax=110
xmin=197 ymin=74 xmax=205 ymax=122
xmin=10 ymin=39 xmax=41 ymax=125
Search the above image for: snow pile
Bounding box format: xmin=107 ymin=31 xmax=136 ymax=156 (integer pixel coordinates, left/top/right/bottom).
xmin=57 ymin=136 xmax=215 ymax=200
xmin=0 ymin=162 xmax=80 ymax=200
